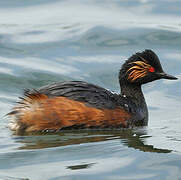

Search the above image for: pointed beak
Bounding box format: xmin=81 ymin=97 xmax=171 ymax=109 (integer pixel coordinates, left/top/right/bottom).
xmin=158 ymin=72 xmax=178 ymax=80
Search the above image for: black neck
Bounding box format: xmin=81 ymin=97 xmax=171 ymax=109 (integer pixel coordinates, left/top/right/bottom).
xmin=121 ymin=83 xmax=145 ymax=106
xmin=120 ymin=82 xmax=148 ymax=125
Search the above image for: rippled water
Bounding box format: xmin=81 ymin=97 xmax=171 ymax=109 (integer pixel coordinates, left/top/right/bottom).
xmin=0 ymin=0 xmax=181 ymax=179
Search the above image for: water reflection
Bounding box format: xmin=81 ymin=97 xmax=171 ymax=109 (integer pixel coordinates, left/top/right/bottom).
xmin=67 ymin=163 xmax=95 ymax=170
xmin=0 ymin=176 xmax=29 ymax=180
xmin=15 ymin=129 xmax=171 ymax=153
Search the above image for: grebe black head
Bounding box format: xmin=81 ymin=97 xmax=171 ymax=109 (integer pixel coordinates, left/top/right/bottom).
xmin=119 ymin=49 xmax=177 ymax=86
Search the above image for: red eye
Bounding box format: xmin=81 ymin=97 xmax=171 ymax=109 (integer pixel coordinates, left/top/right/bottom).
xmin=149 ymin=67 xmax=155 ymax=72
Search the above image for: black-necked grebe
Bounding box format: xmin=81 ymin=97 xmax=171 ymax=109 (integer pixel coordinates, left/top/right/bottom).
xmin=8 ymin=50 xmax=177 ymax=134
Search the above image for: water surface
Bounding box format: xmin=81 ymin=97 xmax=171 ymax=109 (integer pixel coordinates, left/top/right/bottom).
xmin=0 ymin=0 xmax=181 ymax=179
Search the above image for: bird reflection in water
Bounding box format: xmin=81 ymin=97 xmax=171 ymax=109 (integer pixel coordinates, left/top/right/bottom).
xmin=14 ymin=128 xmax=171 ymax=153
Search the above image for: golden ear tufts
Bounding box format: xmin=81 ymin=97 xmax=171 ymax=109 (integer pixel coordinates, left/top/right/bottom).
xmin=127 ymin=60 xmax=151 ymax=82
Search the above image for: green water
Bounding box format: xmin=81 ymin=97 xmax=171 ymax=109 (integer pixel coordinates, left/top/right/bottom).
xmin=0 ymin=1 xmax=181 ymax=179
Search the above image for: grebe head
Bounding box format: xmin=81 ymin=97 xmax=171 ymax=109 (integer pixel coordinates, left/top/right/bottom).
xmin=119 ymin=49 xmax=177 ymax=86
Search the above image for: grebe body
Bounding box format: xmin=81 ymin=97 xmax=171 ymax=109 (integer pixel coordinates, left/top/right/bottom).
xmin=8 ymin=50 xmax=177 ymax=134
